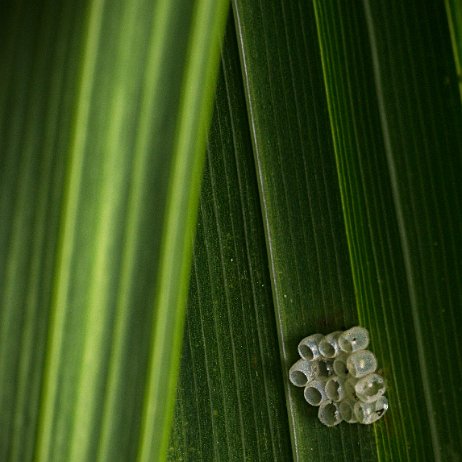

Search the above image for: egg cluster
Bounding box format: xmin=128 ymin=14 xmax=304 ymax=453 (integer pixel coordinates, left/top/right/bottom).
xmin=289 ymin=326 xmax=388 ymax=426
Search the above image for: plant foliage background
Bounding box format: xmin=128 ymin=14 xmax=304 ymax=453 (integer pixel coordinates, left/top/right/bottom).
xmin=0 ymin=0 xmax=461 ymax=461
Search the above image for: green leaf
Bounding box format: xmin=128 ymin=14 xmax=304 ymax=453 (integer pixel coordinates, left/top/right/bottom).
xmin=231 ymin=1 xmax=377 ymax=460
xmin=2 ymin=0 xmax=461 ymax=461
xmin=169 ymin=20 xmax=292 ymax=461
xmin=171 ymin=1 xmax=462 ymax=461
xmin=0 ymin=0 xmax=228 ymax=461
xmin=314 ymin=0 xmax=462 ymax=460
xmin=446 ymin=0 xmax=462 ymax=99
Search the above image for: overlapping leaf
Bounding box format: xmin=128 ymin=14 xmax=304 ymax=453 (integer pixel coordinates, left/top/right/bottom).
xmin=0 ymin=0 xmax=228 ymax=461
xmin=173 ymin=1 xmax=462 ymax=461
xmin=1 ymin=0 xmax=461 ymax=461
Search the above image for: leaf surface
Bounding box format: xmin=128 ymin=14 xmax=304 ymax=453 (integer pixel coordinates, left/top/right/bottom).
xmin=232 ymin=1 xmax=377 ymax=460
xmin=314 ymin=1 xmax=462 ymax=460
xmin=169 ymin=20 xmax=292 ymax=461
xmin=0 ymin=1 xmax=229 ymax=461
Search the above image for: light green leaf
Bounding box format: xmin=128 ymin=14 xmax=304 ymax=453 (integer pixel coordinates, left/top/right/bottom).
xmin=0 ymin=0 xmax=228 ymax=461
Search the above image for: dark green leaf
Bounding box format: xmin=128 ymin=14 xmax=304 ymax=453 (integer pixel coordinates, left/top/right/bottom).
xmin=232 ymin=1 xmax=377 ymax=460
xmin=314 ymin=1 xmax=462 ymax=460
xmin=169 ymin=20 xmax=292 ymax=461
xmin=446 ymin=0 xmax=462 ymax=98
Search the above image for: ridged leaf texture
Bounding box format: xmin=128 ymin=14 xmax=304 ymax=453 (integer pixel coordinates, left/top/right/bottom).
xmin=1 ymin=1 xmax=461 ymax=461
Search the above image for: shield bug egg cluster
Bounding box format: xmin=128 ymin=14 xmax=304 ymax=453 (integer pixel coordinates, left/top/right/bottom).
xmin=289 ymin=326 xmax=388 ymax=426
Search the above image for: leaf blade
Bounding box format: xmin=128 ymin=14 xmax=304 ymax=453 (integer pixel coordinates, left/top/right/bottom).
xmin=169 ymin=18 xmax=292 ymax=461
xmin=314 ymin=0 xmax=462 ymax=459
xmin=0 ymin=0 xmax=228 ymax=461
xmin=232 ymin=0 xmax=377 ymax=460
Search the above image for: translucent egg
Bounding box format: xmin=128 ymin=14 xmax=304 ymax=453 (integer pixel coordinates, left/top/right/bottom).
xmin=290 ymin=326 xmax=388 ymax=427
xmin=319 ymin=359 xmax=335 ymax=377
xmin=333 ymin=353 xmax=349 ymax=378
xmin=318 ymin=331 xmax=342 ymax=359
xmin=325 ymin=376 xmax=346 ymax=402
xmin=318 ymin=401 xmax=342 ymax=427
xmin=289 ymin=359 xmax=320 ymax=387
xmin=346 ymin=350 xmax=377 ymax=378
xmin=338 ymin=326 xmax=370 ymax=353
xmin=344 ymin=377 xmax=358 ymax=399
xmin=339 ymin=399 xmax=358 ymax=423
xmin=304 ymin=377 xmax=328 ymax=406
xmin=354 ymin=396 xmax=388 ymax=424
xmin=298 ymin=333 xmax=324 ymax=361
xmin=354 ymin=373 xmax=386 ymax=403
